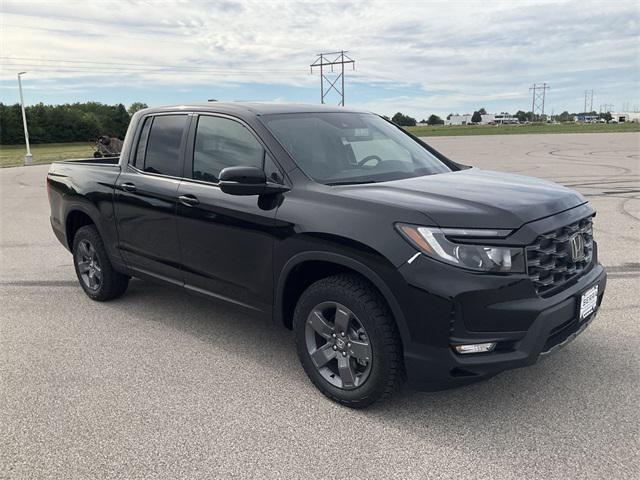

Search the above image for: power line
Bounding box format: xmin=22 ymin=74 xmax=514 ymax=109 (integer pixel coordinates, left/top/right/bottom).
xmin=0 ymin=65 xmax=291 ymax=77
xmin=310 ymin=51 xmax=355 ymax=106
xmin=0 ymin=56 xmax=304 ymax=74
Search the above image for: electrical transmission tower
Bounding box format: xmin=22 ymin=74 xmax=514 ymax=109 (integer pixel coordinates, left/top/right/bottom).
xmin=529 ymin=83 xmax=550 ymax=120
xmin=599 ymin=103 xmax=613 ymax=113
xmin=584 ymin=90 xmax=594 ymax=113
xmin=310 ymin=51 xmax=355 ymax=106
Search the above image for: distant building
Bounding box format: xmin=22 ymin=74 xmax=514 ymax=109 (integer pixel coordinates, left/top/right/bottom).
xmin=575 ymin=114 xmax=600 ymax=122
xmin=445 ymin=113 xmax=518 ymax=125
xmin=445 ymin=114 xmax=473 ymax=125
xmin=489 ymin=113 xmax=519 ymax=124
xmin=610 ymin=112 xmax=640 ymax=123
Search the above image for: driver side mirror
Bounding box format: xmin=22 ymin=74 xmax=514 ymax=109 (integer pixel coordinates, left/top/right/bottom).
xmin=219 ymin=166 xmax=289 ymax=196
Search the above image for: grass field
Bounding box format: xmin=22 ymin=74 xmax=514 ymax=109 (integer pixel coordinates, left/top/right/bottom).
xmin=406 ymin=121 xmax=640 ymax=137
xmin=1 ymin=122 xmax=639 ymax=167
xmin=0 ymin=142 xmax=94 ymax=168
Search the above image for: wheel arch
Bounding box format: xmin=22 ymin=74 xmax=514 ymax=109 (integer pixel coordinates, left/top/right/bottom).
xmin=65 ymin=207 xmax=99 ymax=250
xmin=275 ymin=251 xmax=411 ymax=346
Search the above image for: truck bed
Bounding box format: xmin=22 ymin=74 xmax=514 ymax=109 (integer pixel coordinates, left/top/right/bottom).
xmin=47 ymin=156 xmax=123 ymax=252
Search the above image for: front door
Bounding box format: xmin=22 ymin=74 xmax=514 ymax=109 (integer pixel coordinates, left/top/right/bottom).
xmin=114 ymin=114 xmax=189 ymax=283
xmin=175 ymin=114 xmax=283 ymax=312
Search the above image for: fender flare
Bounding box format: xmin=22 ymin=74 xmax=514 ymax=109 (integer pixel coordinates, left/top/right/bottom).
xmin=64 ymin=203 xmax=129 ymax=272
xmin=275 ymin=251 xmax=411 ymax=346
xmin=63 ymin=203 xmax=103 ymax=249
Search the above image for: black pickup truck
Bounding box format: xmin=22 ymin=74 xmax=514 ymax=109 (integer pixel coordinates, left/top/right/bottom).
xmin=47 ymin=103 xmax=606 ymax=407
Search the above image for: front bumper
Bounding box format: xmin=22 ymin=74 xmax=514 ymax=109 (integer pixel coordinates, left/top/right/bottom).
xmin=396 ymin=254 xmax=606 ymax=390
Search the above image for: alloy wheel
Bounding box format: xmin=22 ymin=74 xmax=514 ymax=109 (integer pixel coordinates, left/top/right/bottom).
xmin=304 ymin=301 xmax=373 ymax=389
xmin=76 ymin=239 xmax=102 ymax=291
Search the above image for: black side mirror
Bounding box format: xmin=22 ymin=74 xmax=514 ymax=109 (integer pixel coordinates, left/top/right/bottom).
xmin=219 ymin=166 xmax=289 ymax=196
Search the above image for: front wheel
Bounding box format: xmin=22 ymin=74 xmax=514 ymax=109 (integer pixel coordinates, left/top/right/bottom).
xmin=72 ymin=225 xmax=129 ymax=301
xmin=294 ymin=274 xmax=404 ymax=408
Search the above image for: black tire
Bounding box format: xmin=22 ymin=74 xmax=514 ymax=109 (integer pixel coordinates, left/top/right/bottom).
xmin=294 ymin=274 xmax=404 ymax=408
xmin=72 ymin=225 xmax=129 ymax=301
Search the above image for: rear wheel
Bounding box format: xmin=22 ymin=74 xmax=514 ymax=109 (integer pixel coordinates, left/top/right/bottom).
xmin=294 ymin=274 xmax=404 ymax=408
xmin=72 ymin=225 xmax=129 ymax=301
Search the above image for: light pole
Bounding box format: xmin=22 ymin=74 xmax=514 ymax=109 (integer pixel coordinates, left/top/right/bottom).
xmin=17 ymin=72 xmax=33 ymax=166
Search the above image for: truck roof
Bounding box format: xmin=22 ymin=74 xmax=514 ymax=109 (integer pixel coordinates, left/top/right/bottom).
xmin=141 ymin=102 xmax=371 ymax=116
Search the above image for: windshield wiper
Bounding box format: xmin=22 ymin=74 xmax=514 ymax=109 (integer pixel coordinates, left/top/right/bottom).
xmin=325 ymin=180 xmax=378 ymax=186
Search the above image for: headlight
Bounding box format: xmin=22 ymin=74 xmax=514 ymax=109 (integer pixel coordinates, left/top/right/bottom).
xmin=397 ymin=224 xmax=525 ymax=273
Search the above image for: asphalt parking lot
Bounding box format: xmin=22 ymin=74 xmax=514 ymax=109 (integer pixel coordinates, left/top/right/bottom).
xmin=1 ymin=132 xmax=638 ymax=479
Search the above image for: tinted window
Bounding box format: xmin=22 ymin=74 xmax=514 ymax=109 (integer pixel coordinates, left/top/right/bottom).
xmin=133 ymin=116 xmax=152 ymax=168
xmin=193 ymin=116 xmax=264 ymax=183
xmin=263 ymin=112 xmax=450 ymax=185
xmin=144 ymin=115 xmax=187 ymax=176
xmin=264 ymin=154 xmax=283 ymax=184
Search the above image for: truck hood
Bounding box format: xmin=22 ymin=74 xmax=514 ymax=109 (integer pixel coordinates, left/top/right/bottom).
xmin=336 ymin=168 xmax=587 ymax=229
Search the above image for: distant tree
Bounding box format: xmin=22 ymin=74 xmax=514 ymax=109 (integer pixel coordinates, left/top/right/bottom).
xmin=0 ymin=102 xmax=132 ymax=144
xmin=107 ymin=104 xmax=130 ymax=137
xmin=427 ymin=114 xmax=444 ymax=125
xmin=557 ymin=111 xmax=573 ymax=122
xmin=515 ymin=110 xmax=536 ymax=122
xmin=599 ymin=112 xmax=612 ymax=122
xmin=471 ymin=111 xmax=482 ymax=123
xmin=128 ymin=102 xmax=148 ymax=115
xmin=478 ymin=108 xmax=487 ymax=115
xmin=446 ymin=113 xmax=453 ymax=120
xmin=391 ymin=112 xmax=417 ymax=127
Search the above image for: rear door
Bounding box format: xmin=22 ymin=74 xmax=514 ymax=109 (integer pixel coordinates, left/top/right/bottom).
xmin=175 ymin=114 xmax=285 ymax=312
xmin=114 ymin=113 xmax=189 ymax=283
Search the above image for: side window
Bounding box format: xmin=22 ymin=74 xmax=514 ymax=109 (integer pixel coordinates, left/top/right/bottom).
xmin=133 ymin=116 xmax=152 ymax=168
xmin=193 ymin=116 xmax=264 ymax=183
xmin=264 ymin=154 xmax=283 ymax=184
xmin=144 ymin=115 xmax=188 ymax=176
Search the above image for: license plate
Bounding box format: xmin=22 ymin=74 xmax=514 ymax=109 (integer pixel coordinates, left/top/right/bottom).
xmin=579 ymin=285 xmax=598 ymax=320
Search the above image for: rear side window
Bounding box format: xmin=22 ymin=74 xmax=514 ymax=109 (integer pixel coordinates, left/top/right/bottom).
xmin=133 ymin=117 xmax=152 ymax=169
xmin=193 ymin=116 xmax=264 ymax=183
xmin=143 ymin=115 xmax=188 ymax=176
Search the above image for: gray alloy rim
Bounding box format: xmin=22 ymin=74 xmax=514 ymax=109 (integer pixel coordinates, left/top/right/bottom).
xmin=304 ymin=302 xmax=373 ymax=390
xmin=76 ymin=239 xmax=102 ymax=291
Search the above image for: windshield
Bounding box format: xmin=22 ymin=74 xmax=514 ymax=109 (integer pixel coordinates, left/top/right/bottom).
xmin=262 ymin=112 xmax=451 ymax=185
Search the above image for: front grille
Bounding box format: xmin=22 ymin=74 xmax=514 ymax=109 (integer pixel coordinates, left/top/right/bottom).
xmin=526 ymin=216 xmax=594 ymax=296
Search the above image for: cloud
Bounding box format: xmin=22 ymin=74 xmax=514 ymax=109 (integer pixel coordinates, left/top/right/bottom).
xmin=1 ymin=0 xmax=638 ymax=116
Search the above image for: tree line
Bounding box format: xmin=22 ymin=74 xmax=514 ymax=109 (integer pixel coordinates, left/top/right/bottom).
xmin=389 ymin=108 xmax=611 ymax=126
xmin=0 ymin=102 xmax=148 ymax=145
xmin=389 ymin=112 xmax=445 ymax=126
xmin=1 ymin=101 xmax=615 ymax=146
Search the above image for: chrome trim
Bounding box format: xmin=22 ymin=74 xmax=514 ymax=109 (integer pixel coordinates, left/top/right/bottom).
xmin=407 ymin=252 xmax=421 ymax=264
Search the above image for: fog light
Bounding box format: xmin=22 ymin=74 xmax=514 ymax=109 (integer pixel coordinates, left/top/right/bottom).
xmin=453 ymin=342 xmax=497 ymax=354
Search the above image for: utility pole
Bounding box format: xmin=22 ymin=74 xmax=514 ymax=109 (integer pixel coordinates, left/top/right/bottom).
xmin=17 ymin=72 xmax=33 ymax=166
xmin=310 ymin=51 xmax=355 ymax=106
xmin=584 ymin=90 xmax=594 ymax=113
xmin=601 ymin=103 xmax=613 ymax=113
xmin=529 ymin=83 xmax=550 ymax=121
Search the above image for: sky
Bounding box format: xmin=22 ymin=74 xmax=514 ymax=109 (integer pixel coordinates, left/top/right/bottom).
xmin=1 ymin=0 xmax=639 ymax=118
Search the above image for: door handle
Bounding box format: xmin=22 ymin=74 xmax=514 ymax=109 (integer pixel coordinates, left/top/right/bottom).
xmin=121 ymin=182 xmax=137 ymax=192
xmin=179 ymin=194 xmax=200 ymax=207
